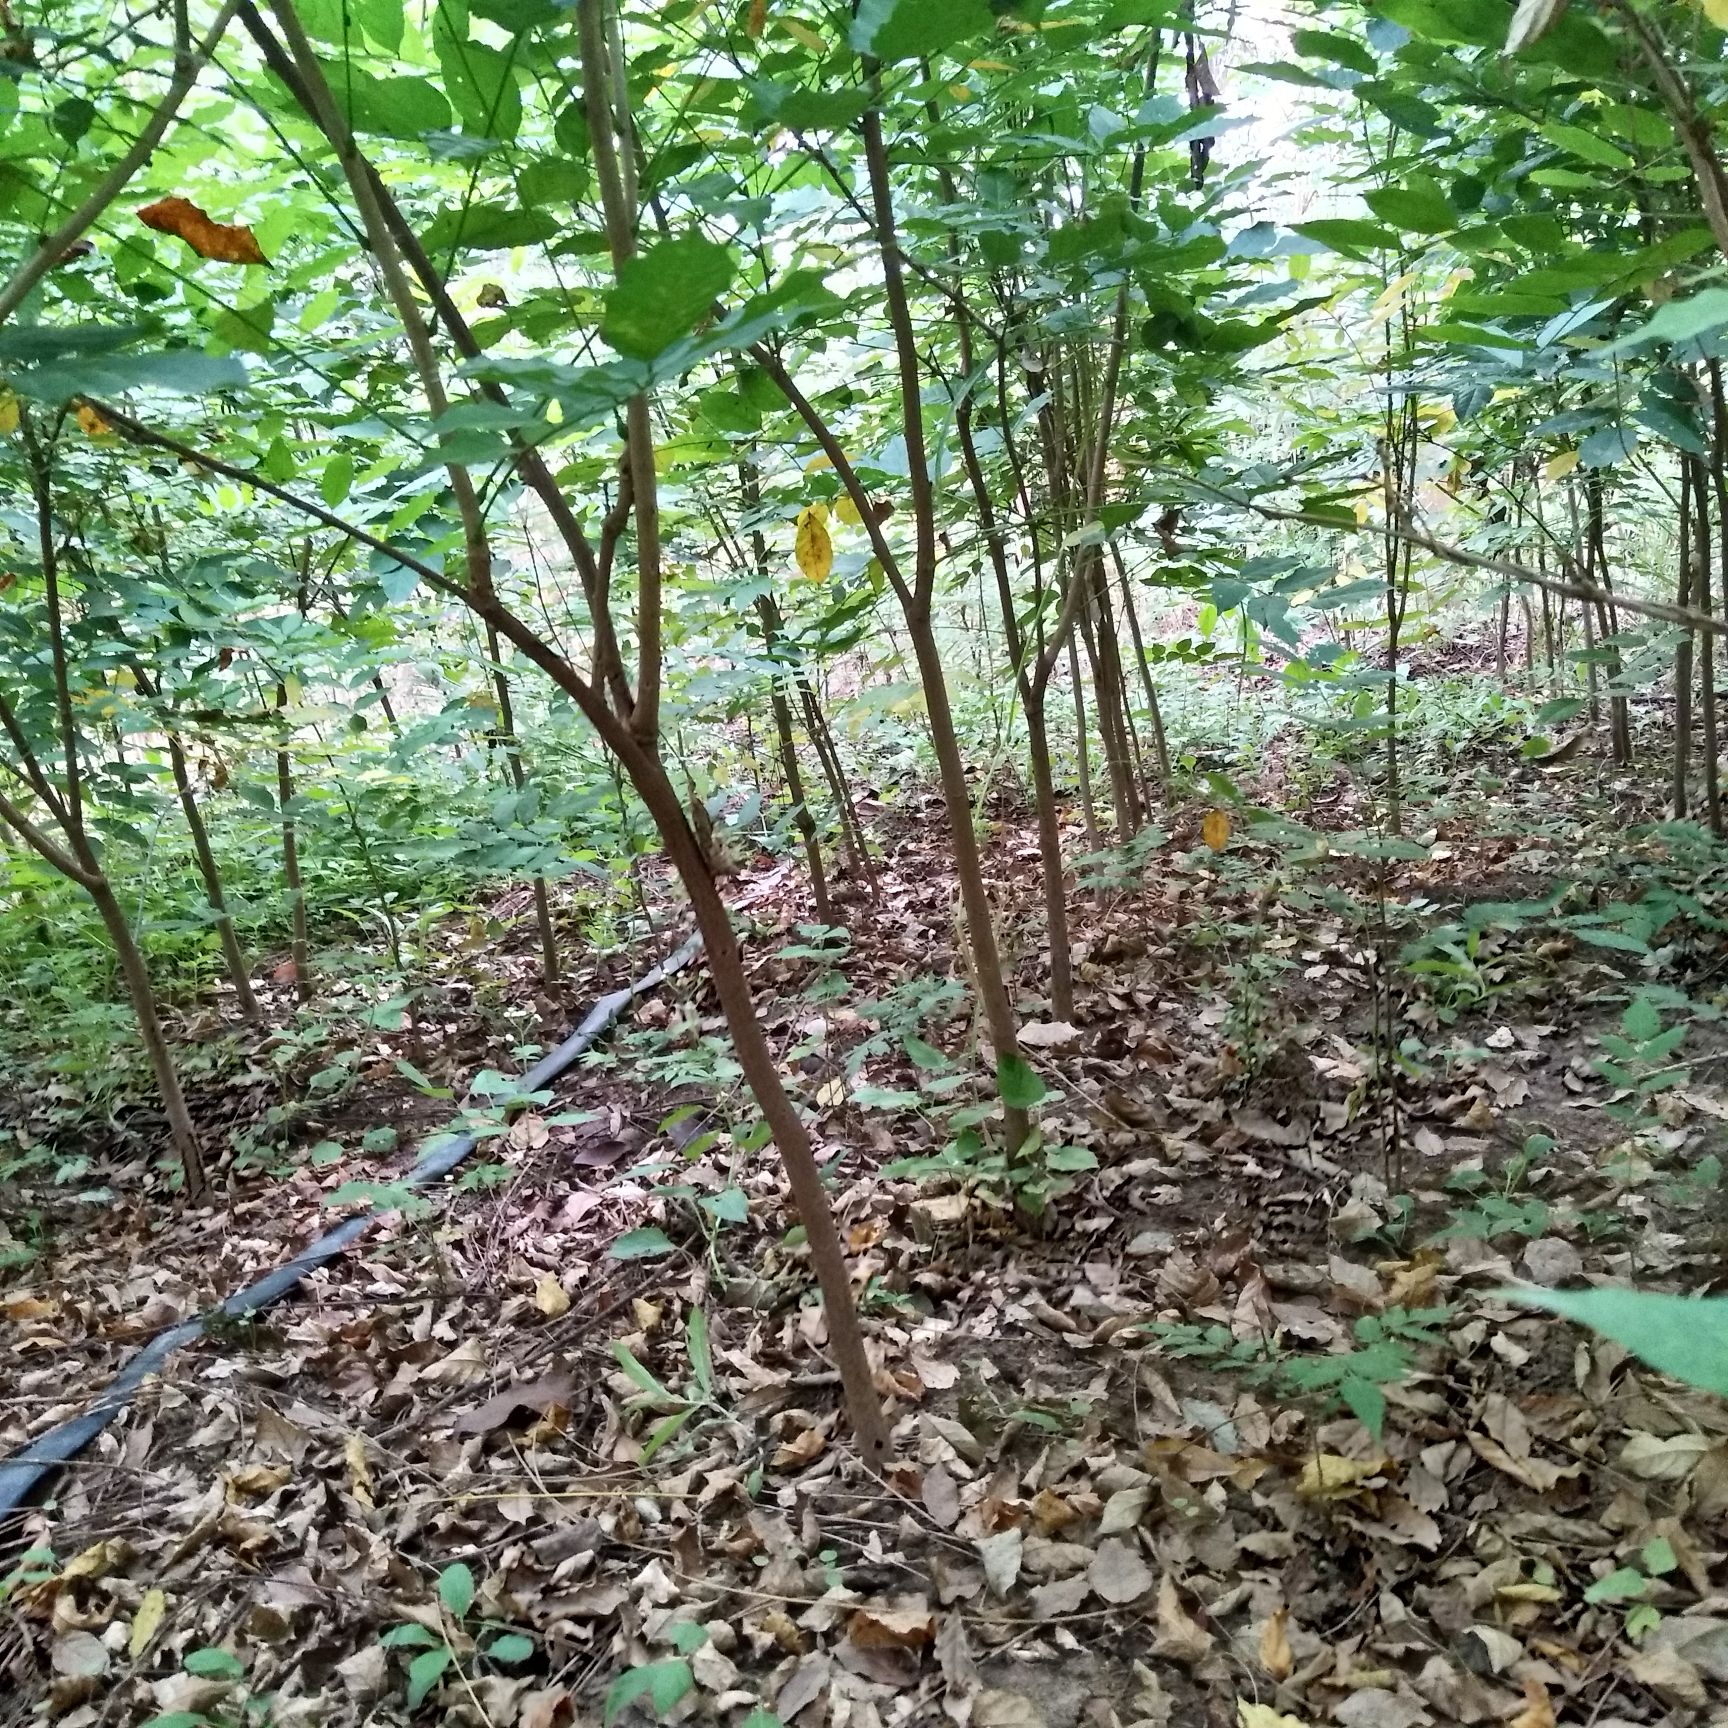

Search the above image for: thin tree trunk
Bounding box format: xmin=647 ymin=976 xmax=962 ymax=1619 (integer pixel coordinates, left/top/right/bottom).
xmin=275 ymin=683 xmax=311 ymax=1002
xmin=1025 ymin=700 xmax=1074 ymax=1018
xmin=485 ymin=621 xmax=561 ymax=983
xmin=89 ymin=874 xmax=210 ymax=1200
xmin=1676 ymin=460 xmax=1697 ymax=816
xmin=753 ymin=601 xmax=833 ymax=925
xmin=1112 ymin=542 xmax=1171 ymax=797
xmin=1068 ymin=634 xmax=1101 ymax=851
xmin=1691 ymin=446 xmax=1718 ymax=829
xmin=167 ymin=733 xmax=261 ymax=1018
xmin=797 ymin=676 xmax=876 ymax=892
xmin=253 ymin=0 xmax=889 ymax=1460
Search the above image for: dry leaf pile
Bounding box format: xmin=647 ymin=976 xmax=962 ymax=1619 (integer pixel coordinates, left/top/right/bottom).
xmin=5 ymin=759 xmax=1728 ymax=1727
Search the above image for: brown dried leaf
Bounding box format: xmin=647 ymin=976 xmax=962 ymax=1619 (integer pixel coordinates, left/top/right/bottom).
xmin=848 ymin=1596 xmax=936 ymax=1649
xmin=1151 ymin=1573 xmax=1212 ymax=1663
xmin=1258 ymin=1605 xmax=1293 ymax=1680
xmin=452 ymin=1371 xmax=576 ymax=1435
xmin=1089 ymin=1537 xmax=1153 ymax=1605
xmin=921 ymin=1463 xmax=961 ymax=1528
xmin=137 ymin=196 xmax=268 ymax=264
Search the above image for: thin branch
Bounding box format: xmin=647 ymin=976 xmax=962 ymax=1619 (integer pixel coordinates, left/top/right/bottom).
xmin=83 ymin=397 xmax=452 ymax=590
xmin=0 ymin=784 xmax=99 ymax=888
xmin=1208 ymin=480 xmax=1728 ymax=638
xmin=578 ymin=0 xmax=661 ymax=745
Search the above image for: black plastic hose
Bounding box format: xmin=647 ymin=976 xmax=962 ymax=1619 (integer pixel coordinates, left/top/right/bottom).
xmin=0 ymin=929 xmax=702 ymax=1521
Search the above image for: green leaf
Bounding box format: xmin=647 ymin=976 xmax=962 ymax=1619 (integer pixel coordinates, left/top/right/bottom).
xmin=612 ymin=1340 xmax=680 ymax=1407
xmin=13 ymin=350 xmax=247 ymax=402
xmin=322 ymin=64 xmax=450 ymax=138
xmin=433 ymin=16 xmax=522 ymax=141
xmin=406 ymin=1646 xmax=453 ymax=1712
xmin=1290 ymin=27 xmax=1376 ymax=73
xmin=438 ymin=1562 xmax=476 ymax=1619
xmin=485 ymin=1633 xmax=535 ymax=1665
xmin=1579 ymin=424 xmax=1638 ymax=468
xmin=686 ymin=1306 xmax=714 ymax=1398
xmin=1364 ymin=180 xmax=1456 ymax=234
xmin=182 ymin=1647 xmax=245 ymax=1679
xmin=1584 ymin=1565 xmax=1648 ymax=1604
xmin=422 ymin=204 xmax=560 ymax=255
xmin=602 ymin=236 xmax=736 ymax=361
xmin=1339 ymin=1375 xmax=1387 ymax=1442
xmin=1044 ymin=1144 xmax=1098 ymax=1173
xmin=1293 ymin=218 xmax=1399 ymax=258
xmin=638 ymin=1405 xmax=697 ymax=1464
xmin=698 ymin=1186 xmax=749 ymax=1226
xmin=851 ymin=0 xmax=995 ymax=61
xmin=1377 ymin=0 xmax=1509 ymax=49
xmin=603 ymin=1658 xmax=693 ymax=1725
xmin=1641 ymin=1534 xmax=1679 ymax=1576
xmin=1622 ymin=994 xmax=1663 ymax=1041
xmin=1539 ymin=122 xmax=1633 ymax=171
xmin=353 ymin=0 xmax=404 ymax=52
xmin=1616 ymin=288 xmax=1728 ymax=350
xmin=996 ymin=1052 xmax=1048 ymax=1112
xmin=902 ymin=1034 xmax=949 ymax=1070
xmin=321 ymin=452 xmax=354 ymax=507
xmin=1499 ymin=1287 xmax=1728 ymax=1398
xmin=609 ymin=1226 xmax=677 ymax=1261
xmin=381 ymin=1623 xmax=441 ymax=1649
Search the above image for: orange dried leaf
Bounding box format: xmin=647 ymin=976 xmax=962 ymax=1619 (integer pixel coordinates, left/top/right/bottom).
xmin=1259 ymin=1606 xmax=1293 ymax=1680
xmin=137 ymin=197 xmax=268 ymax=266
xmin=746 ymin=0 xmax=766 ymax=36
xmin=1201 ymin=809 xmax=1230 ymax=851
xmin=74 ymin=403 xmax=112 ymax=438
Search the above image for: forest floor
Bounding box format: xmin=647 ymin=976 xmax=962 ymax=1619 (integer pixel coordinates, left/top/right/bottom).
xmin=5 ymin=718 xmax=1728 ymax=1728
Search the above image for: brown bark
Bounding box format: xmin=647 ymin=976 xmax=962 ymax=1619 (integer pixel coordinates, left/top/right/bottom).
xmin=485 ymin=622 xmax=561 ymax=983
xmin=259 ymin=0 xmax=888 ymax=1462
xmin=167 ymin=733 xmax=261 ymax=1018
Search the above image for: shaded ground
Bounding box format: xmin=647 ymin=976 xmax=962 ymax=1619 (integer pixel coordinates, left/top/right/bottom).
xmin=5 ymin=728 xmax=1728 ymax=1728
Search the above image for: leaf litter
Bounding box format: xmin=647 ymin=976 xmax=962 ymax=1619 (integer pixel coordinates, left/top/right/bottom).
xmin=5 ymin=744 xmax=1728 ymax=1727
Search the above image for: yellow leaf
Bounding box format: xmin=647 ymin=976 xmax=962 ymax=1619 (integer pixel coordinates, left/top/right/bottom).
xmin=1705 ymin=0 xmax=1728 ymax=28
xmin=1238 ymin=1705 xmax=1310 ymax=1728
xmin=794 ymin=505 xmax=833 ymax=581
xmin=1201 ymin=809 xmax=1230 ymax=852
xmin=64 ymin=1540 xmax=131 ymax=1580
xmin=783 ymin=18 xmax=824 ymax=52
xmin=1258 ymin=1606 xmax=1293 ymax=1680
xmin=948 ymin=83 xmax=971 ymax=100
xmin=534 ymin=1273 xmax=571 ymax=1317
xmin=967 ymin=58 xmax=1014 ymax=71
xmin=0 ymin=391 xmax=18 ymax=435
xmin=1509 ymin=1676 xmax=1557 ymax=1728
xmin=804 ymin=451 xmax=833 ymax=471
xmin=1371 ymin=268 xmax=1418 ymax=325
xmin=1544 ymin=448 xmax=1579 ymax=482
xmin=345 ymin=1432 xmax=375 ymax=1510
xmin=835 ymin=495 xmax=863 ymax=526
xmin=1297 ymin=1453 xmax=1386 ymax=1499
xmin=129 ymin=1588 xmax=167 ymax=1659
